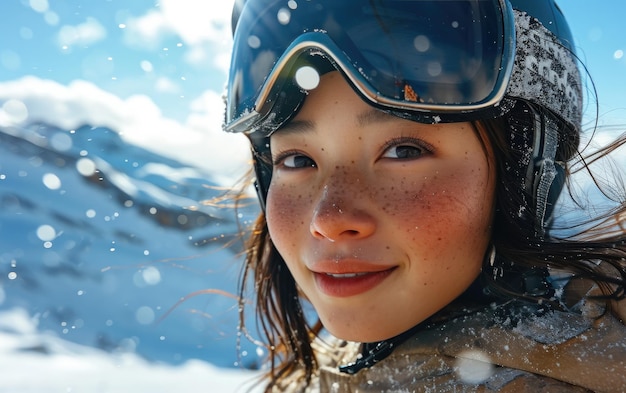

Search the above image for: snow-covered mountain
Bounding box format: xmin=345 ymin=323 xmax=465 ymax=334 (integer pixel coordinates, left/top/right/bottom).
xmin=0 ymin=308 xmax=263 ymax=392
xmin=0 ymin=122 xmax=263 ymax=369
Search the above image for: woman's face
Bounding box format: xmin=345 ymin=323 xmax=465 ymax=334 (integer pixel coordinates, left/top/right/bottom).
xmin=266 ymin=72 xmax=496 ymax=342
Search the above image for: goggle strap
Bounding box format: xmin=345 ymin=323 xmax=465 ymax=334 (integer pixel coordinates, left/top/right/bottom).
xmin=507 ymin=11 xmax=582 ymax=133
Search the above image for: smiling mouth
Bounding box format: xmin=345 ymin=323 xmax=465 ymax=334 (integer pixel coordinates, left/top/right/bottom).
xmin=324 ymin=272 xmax=370 ymax=278
xmin=314 ymin=267 xmax=396 ymax=297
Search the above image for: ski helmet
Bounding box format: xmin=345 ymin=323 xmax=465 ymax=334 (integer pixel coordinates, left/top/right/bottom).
xmin=224 ymin=0 xmax=582 ymax=235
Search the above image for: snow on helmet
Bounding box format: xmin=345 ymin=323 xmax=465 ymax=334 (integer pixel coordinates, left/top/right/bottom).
xmin=225 ymin=0 xmax=582 ymax=235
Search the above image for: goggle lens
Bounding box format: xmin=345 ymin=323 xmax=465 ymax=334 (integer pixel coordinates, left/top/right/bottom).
xmin=226 ymin=0 xmax=513 ymax=133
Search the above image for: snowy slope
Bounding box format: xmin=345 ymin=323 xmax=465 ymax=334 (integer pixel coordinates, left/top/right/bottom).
xmin=0 ymin=308 xmax=263 ymax=392
xmin=0 ymin=122 xmax=263 ymax=372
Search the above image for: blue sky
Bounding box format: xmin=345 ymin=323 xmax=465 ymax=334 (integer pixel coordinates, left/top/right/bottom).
xmin=0 ymin=0 xmax=233 ymax=122
xmin=0 ymin=0 xmax=249 ymax=184
xmin=558 ymin=2 xmax=626 ymax=127
xmin=0 ymin=0 xmax=624 ymax=178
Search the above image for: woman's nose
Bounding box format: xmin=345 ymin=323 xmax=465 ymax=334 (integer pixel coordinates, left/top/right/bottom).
xmin=309 ymin=183 xmax=376 ymax=242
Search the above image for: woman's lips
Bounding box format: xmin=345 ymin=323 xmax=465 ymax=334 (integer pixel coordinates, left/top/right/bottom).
xmin=311 ymin=260 xmax=397 ymax=297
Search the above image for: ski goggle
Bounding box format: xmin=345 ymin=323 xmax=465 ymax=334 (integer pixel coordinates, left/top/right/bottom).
xmin=224 ymin=0 xmax=516 ymax=134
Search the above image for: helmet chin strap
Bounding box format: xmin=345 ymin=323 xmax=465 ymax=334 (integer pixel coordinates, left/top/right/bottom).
xmin=338 ymin=325 xmax=420 ymax=375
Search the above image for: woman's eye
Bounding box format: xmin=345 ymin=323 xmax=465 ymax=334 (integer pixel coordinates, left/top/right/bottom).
xmin=276 ymin=153 xmax=316 ymax=169
xmin=381 ymin=143 xmax=426 ymax=159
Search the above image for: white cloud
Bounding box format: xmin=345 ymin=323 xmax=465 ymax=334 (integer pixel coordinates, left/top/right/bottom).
xmin=154 ymin=77 xmax=181 ymax=94
xmin=57 ymin=17 xmax=107 ymax=48
xmin=123 ymin=9 xmax=164 ymax=48
xmin=186 ymin=89 xmax=252 ymax=180
xmin=132 ymin=0 xmax=234 ymax=46
xmin=123 ymin=1 xmax=235 ymax=72
xmin=0 ymin=76 xmax=250 ymax=185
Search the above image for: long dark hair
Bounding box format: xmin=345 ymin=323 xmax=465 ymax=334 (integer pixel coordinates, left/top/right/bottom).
xmin=478 ymin=104 xmax=626 ymax=307
xmin=235 ymin=107 xmax=626 ymax=391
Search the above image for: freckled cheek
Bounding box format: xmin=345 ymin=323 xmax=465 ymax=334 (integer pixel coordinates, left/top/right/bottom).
xmin=378 ymin=169 xmax=493 ymax=239
xmin=265 ymin=181 xmax=313 ymax=248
